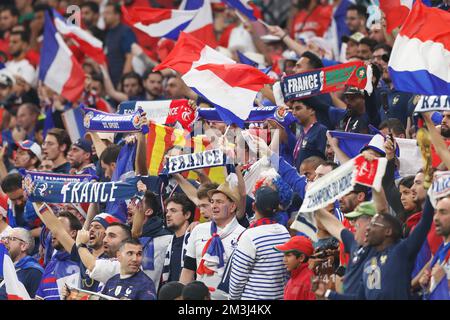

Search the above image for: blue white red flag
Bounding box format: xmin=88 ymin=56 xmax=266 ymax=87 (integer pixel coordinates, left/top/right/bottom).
xmin=222 ymin=0 xmax=258 ymax=21
xmin=0 ymin=243 xmax=31 ymax=300
xmin=388 ymin=0 xmax=450 ymax=95
xmin=154 ymin=32 xmax=274 ymax=127
xmin=39 ymin=12 xmax=84 ymax=102
xmin=122 ymin=0 xmax=217 ymax=48
xmin=53 ymin=10 xmax=106 ymax=64
xmin=61 ymin=105 xmax=86 ymax=143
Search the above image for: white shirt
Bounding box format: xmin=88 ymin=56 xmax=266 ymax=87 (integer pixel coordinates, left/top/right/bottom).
xmin=185 ymin=218 xmax=245 ymax=300
xmin=6 ymin=59 xmax=37 ymax=87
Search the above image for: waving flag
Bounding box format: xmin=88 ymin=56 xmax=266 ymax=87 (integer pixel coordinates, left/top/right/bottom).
xmin=39 ymin=12 xmax=84 ymax=102
xmin=154 ymin=32 xmax=274 ymax=126
xmin=237 ymin=51 xmax=272 ymax=74
xmin=388 ymin=0 xmax=450 ymax=95
xmin=379 ymin=0 xmax=413 ymax=33
xmin=223 ymin=0 xmax=258 ymax=21
xmin=0 ymin=244 xmax=31 ymax=300
xmin=53 ymin=10 xmax=106 ymax=64
xmin=122 ymin=0 xmax=217 ymax=48
xmin=146 ymin=121 xmax=225 ymax=183
xmin=329 ymin=131 xmax=422 ymax=177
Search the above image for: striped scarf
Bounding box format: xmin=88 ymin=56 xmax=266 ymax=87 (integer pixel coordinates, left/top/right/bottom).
xmin=197 ymin=219 xmax=240 ymax=277
xmin=161 ymin=232 xmax=190 ymax=286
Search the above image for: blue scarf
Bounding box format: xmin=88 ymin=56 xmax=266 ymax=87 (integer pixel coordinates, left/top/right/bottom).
xmin=197 ymin=221 xmax=226 ymax=276
xmin=26 ymin=177 xmax=142 ymax=203
xmin=15 ymin=256 xmax=44 ymax=273
xmin=81 ymin=105 xmax=148 ymax=134
xmin=19 ymin=169 xmax=96 ymax=183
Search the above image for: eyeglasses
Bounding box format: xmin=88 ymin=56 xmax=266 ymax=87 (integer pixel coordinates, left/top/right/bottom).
xmin=3 ymin=236 xmax=26 ymax=243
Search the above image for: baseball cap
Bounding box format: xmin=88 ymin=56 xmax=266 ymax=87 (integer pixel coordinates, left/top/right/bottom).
xmin=18 ymin=140 xmax=42 ymax=161
xmin=92 ymin=213 xmax=121 ymax=229
xmin=274 ymin=236 xmax=314 ymax=257
xmin=342 ymin=32 xmax=365 ymax=44
xmin=255 ymin=186 xmax=280 ymax=216
xmin=359 ymin=134 xmax=386 ymax=156
xmin=73 ymin=138 xmax=93 ymax=154
xmin=344 ymin=201 xmax=376 ymax=219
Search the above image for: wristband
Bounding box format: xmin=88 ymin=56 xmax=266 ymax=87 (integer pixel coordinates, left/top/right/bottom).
xmin=77 ymin=243 xmax=89 ymax=250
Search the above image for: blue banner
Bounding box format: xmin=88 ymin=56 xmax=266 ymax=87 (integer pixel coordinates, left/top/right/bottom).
xmin=81 ymin=105 xmax=149 ymax=134
xmin=282 ymin=70 xmax=324 ymax=101
xmin=19 ymin=169 xmax=96 ymax=184
xmin=26 ymin=177 xmax=141 ymax=203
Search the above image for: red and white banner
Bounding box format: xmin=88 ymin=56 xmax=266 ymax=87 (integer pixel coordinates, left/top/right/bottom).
xmin=299 ymin=155 xmax=387 ymax=212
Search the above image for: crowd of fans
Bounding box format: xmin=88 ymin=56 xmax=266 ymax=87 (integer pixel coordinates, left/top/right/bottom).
xmin=0 ymin=0 xmax=449 ymax=301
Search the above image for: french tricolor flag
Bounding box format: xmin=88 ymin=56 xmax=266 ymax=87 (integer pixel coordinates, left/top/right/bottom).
xmin=379 ymin=0 xmax=413 ymax=33
xmin=0 ymin=243 xmax=31 ymax=300
xmin=154 ymin=32 xmax=274 ymax=127
xmin=222 ymin=0 xmax=259 ymax=21
xmin=122 ymin=0 xmax=217 ymax=48
xmin=39 ymin=11 xmax=85 ymax=102
xmin=388 ymin=0 xmax=450 ymax=95
xmin=53 ymin=10 xmax=106 ymax=65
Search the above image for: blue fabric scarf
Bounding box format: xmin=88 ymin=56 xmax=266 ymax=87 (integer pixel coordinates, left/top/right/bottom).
xmin=81 ymin=105 xmax=149 ymax=134
xmin=26 ymin=177 xmax=142 ymax=203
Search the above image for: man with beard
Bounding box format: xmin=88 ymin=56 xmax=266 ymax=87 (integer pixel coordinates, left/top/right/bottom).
xmin=338 ymin=86 xmax=370 ymax=134
xmin=77 ymin=222 xmax=131 ymax=285
xmin=0 ymin=227 xmax=43 ymax=299
xmin=5 ymin=30 xmax=36 ymax=87
xmin=0 ymin=173 xmax=41 ymax=239
xmin=319 ymin=193 xmax=434 ymax=299
xmin=143 ymin=70 xmax=165 ymax=101
xmin=67 ymin=138 xmax=96 ymax=176
xmin=33 ymin=202 xmax=118 ymax=292
xmin=420 ymin=195 xmax=450 ymax=300
xmin=161 ymin=193 xmax=195 ymax=285
xmin=35 ymin=211 xmax=82 ymax=300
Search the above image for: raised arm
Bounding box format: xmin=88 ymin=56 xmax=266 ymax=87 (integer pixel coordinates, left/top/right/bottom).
xmin=327 ymin=131 xmax=350 ymax=164
xmin=235 ymin=165 xmax=247 ymax=221
xmin=135 ymin=125 xmax=149 ymax=176
xmin=32 ymin=203 xmax=75 ymax=254
xmin=85 ymin=132 xmax=107 ymax=162
xmin=83 ymin=203 xmax=99 ymax=231
xmin=315 ymin=209 xmax=345 ymax=242
xmin=131 ymin=181 xmax=147 ymax=239
xmin=173 ymin=173 xmax=200 ymax=205
xmin=422 ymin=111 xmax=450 ymax=169
xmin=100 ymin=64 xmax=128 ymax=103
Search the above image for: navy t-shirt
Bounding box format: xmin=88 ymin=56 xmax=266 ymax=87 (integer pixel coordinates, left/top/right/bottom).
xmin=101 ymin=270 xmax=157 ymax=300
xmin=293 ymin=122 xmax=328 ymax=170
xmin=168 ymin=235 xmax=184 ymax=282
xmin=377 ymin=88 xmax=413 ymax=128
xmin=340 ymin=229 xmax=376 ymax=295
xmin=53 ymin=162 xmax=71 ymax=174
xmin=105 ymin=24 xmax=136 ymax=87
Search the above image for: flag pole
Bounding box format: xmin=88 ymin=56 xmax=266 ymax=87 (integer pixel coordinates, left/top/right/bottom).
xmin=257 ymin=18 xmax=270 ymax=29
xmin=234 ymin=10 xmax=247 ymax=25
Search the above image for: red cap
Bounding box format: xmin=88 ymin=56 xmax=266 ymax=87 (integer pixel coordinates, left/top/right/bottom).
xmin=274 ymin=236 xmax=314 ymax=257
